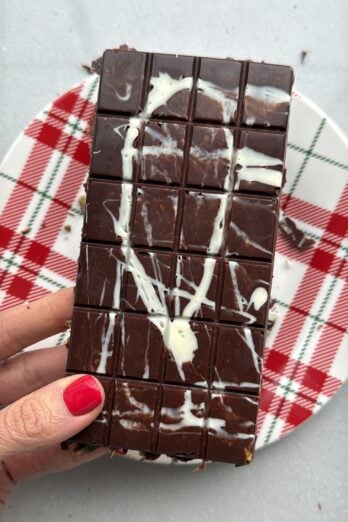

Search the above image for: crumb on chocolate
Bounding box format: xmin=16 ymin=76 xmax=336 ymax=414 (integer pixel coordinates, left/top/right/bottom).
xmin=301 ymin=50 xmax=309 ymax=64
xmin=64 ymin=224 xmax=72 ymax=232
xmin=244 ymin=448 xmax=253 ymax=463
xmin=78 ymin=194 xmax=86 ymax=212
xmin=20 ymin=226 xmax=31 ymax=235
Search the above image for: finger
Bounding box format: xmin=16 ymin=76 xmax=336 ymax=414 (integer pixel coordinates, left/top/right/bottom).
xmin=0 ymin=445 xmax=108 ymax=508
xmin=0 ymin=346 xmax=67 ymax=405
xmin=4 ymin=443 xmax=108 ymax=483
xmin=0 ymin=287 xmax=73 ymax=360
xmin=0 ymin=374 xmax=104 ymax=460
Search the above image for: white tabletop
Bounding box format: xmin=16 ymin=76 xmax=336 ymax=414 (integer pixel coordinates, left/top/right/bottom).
xmin=1 ymin=1 xmax=347 ymax=520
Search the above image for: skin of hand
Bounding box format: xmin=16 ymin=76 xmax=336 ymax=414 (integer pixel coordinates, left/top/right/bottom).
xmin=0 ymin=288 xmax=109 ymax=509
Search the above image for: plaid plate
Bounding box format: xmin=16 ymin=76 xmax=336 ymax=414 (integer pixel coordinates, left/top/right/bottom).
xmin=0 ymin=76 xmax=347 ymax=451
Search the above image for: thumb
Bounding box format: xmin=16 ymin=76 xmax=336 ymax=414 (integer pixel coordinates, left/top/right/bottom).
xmin=0 ymin=375 xmax=104 ymax=459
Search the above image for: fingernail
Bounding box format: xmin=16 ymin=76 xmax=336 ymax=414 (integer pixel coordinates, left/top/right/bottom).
xmin=63 ymin=375 xmax=102 ymax=416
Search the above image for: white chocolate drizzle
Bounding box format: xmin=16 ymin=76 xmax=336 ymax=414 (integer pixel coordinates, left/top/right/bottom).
xmin=160 ymin=390 xmax=204 ymax=431
xmin=207 ymin=393 xmax=256 ymax=440
xmin=114 ymin=118 xmax=141 ymax=180
xmin=141 ymin=124 xmax=184 ymax=182
xmin=228 ymin=261 xmax=268 ymax=324
xmin=113 ymin=382 xmax=153 ymax=430
xmin=228 ymin=221 xmax=272 ymax=257
xmin=142 ymin=73 xmax=193 ymax=118
xmin=160 ymin=390 xmax=256 ymax=439
xmin=94 ymin=410 xmax=108 ymax=425
xmin=102 ymin=183 xmax=133 ymax=243
xmin=248 ymin=286 xmax=268 ymax=311
xmin=244 ymin=84 xmax=291 ymax=126
xmin=236 ymin=327 xmax=260 ymax=374
xmin=108 ymin=249 xmax=124 ymax=309
xmin=174 ymin=256 xmax=216 ymax=318
xmin=245 ymin=84 xmax=291 ymax=106
xmin=143 ymin=323 xmax=151 ymax=379
xmin=96 ymin=311 xmax=116 ymax=374
xmin=236 ymin=147 xmax=283 ymax=168
xmin=197 ymin=79 xmax=238 ymax=123
xmin=190 ymin=128 xmax=234 ymax=190
xmin=115 ymin=83 xmax=132 ymax=101
xmin=235 ymin=167 xmax=282 ymax=190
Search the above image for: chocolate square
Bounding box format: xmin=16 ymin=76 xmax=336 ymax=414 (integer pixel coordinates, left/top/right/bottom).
xmin=72 ymin=377 xmax=113 ymax=446
xmin=164 ymin=321 xmax=213 ymax=385
xmin=110 ymin=380 xmax=158 ymax=451
xmin=213 ymin=326 xmax=264 ymax=392
xmin=68 ymin=309 xmax=119 ymax=375
xmin=98 ymin=50 xmax=146 ymax=114
xmin=139 ymin=121 xmax=186 ymax=184
xmin=147 ymin=54 xmax=194 ymax=120
xmin=227 ymin=195 xmax=277 ymax=260
xmin=234 ymin=129 xmax=285 ymax=195
xmin=90 ymin=115 xmax=141 ymax=179
xmin=219 ymin=259 xmax=272 ymax=325
xmin=180 ymin=191 xmax=228 ymax=253
xmin=124 ymin=250 xmax=173 ymax=313
xmin=173 ymin=254 xmax=220 ymax=320
xmin=195 ymin=58 xmax=242 ymax=123
xmin=187 ymin=126 xmax=234 ymax=190
xmin=117 ymin=314 xmax=165 ymax=380
xmin=206 ymin=392 xmax=258 ymax=464
xmin=83 ymin=179 xmax=134 ymax=244
xmin=131 ymin=186 xmax=179 ymax=248
xmin=158 ymin=386 xmax=207 ymax=457
xmin=242 ymin=62 xmax=293 ymax=129
xmin=75 ymin=244 xmax=126 ymax=309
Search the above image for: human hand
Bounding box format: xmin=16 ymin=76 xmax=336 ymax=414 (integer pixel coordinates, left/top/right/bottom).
xmin=0 ymin=288 xmax=107 ymax=509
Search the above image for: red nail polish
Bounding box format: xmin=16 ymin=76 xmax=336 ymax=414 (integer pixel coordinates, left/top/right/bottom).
xmin=63 ymin=376 xmax=102 ymax=416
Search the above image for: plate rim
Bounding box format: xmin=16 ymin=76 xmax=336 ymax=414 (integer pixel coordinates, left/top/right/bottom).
xmin=0 ymin=79 xmax=347 ymax=465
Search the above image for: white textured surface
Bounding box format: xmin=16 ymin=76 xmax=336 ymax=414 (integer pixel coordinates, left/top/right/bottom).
xmin=0 ymin=0 xmax=347 ymax=520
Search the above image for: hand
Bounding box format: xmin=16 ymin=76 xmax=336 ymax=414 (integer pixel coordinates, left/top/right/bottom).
xmin=0 ymin=288 xmax=107 ymax=509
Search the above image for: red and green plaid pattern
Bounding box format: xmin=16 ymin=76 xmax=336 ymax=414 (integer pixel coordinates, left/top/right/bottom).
xmin=0 ymin=79 xmax=347 ymax=450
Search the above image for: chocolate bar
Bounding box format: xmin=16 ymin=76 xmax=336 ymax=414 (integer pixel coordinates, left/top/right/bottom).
xmin=66 ymin=50 xmax=293 ymax=464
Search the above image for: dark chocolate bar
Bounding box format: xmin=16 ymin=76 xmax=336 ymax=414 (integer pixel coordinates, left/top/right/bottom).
xmin=66 ymin=50 xmax=293 ymax=464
